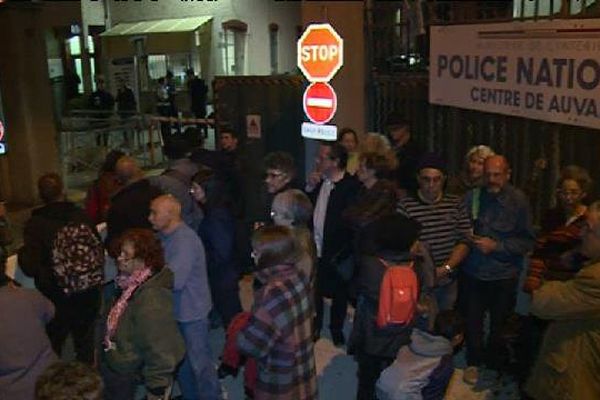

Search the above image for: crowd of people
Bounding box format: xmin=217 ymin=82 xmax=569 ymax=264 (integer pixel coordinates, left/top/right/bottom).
xmin=1 ymin=114 xmax=599 ymax=400
xmin=84 ymin=68 xmax=208 ymax=154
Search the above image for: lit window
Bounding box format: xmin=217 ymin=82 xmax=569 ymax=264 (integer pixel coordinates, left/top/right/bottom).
xmin=66 ymin=35 xmax=96 ymax=93
xmin=514 ymin=0 xmax=562 ymax=18
xmin=148 ymin=55 xmax=168 ymax=80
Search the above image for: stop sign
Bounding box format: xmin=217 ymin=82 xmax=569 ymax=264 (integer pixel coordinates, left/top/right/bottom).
xmin=297 ymin=23 xmax=344 ymax=82
xmin=303 ymin=82 xmax=337 ymax=125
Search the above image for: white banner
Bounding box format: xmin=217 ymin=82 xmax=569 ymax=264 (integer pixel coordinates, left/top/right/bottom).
xmin=109 ymin=57 xmax=138 ymax=108
xmin=430 ymin=19 xmax=600 ymax=130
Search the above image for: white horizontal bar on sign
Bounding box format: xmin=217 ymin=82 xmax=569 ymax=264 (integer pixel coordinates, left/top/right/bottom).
xmin=301 ymin=122 xmax=337 ymax=141
xmin=306 ymin=97 xmax=334 ymax=108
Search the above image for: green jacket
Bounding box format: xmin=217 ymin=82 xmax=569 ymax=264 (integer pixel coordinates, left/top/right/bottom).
xmin=526 ymin=261 xmax=600 ymax=400
xmin=104 ymin=268 xmax=185 ymax=391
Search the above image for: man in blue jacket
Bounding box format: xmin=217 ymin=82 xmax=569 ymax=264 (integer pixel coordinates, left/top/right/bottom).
xmin=149 ymin=194 xmax=220 ymax=399
xmin=462 ymin=155 xmax=535 ymax=385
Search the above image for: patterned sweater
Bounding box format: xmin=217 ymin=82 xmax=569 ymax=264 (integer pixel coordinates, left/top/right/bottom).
xmin=237 ymin=264 xmax=317 ymax=400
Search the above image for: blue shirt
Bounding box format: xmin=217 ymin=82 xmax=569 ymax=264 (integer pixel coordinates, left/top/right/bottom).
xmin=159 ymin=223 xmax=212 ymax=322
xmin=463 ymin=184 xmax=535 ymax=281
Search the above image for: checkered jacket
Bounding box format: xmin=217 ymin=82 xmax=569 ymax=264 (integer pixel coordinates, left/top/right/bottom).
xmin=237 ymin=264 xmax=317 ymax=400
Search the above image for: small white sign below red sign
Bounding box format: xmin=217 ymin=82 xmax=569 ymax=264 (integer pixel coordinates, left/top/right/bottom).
xmin=303 ymin=82 xmax=337 ymax=125
xmin=301 ymin=122 xmax=338 ymax=141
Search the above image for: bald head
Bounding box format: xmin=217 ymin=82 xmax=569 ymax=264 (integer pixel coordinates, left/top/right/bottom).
xmin=485 ymin=155 xmax=511 ymax=193
xmin=115 ymin=156 xmax=142 ymax=185
xmin=148 ymin=194 xmax=182 ymax=233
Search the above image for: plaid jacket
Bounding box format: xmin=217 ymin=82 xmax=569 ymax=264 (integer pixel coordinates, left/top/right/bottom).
xmin=237 ymin=264 xmax=317 ymax=400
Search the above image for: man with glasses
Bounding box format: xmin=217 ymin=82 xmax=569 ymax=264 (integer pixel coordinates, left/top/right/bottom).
xmin=525 ymin=201 xmax=600 ymax=400
xmin=462 ymin=155 xmax=535 ymax=385
xmin=396 ymin=153 xmax=472 ymax=311
xmin=250 ymin=151 xmax=297 ymax=231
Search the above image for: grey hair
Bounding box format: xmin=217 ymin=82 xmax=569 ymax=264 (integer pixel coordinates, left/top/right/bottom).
xmin=465 ymin=145 xmax=495 ymax=163
xmin=273 ymin=189 xmax=313 ymax=227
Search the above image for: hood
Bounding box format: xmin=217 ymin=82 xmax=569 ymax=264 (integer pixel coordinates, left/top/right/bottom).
xmin=169 ymin=158 xmax=199 ymax=179
xmin=32 ymin=201 xmax=80 ymax=222
xmin=409 ymin=329 xmax=452 ymax=357
xmin=142 ymin=267 xmax=174 ymax=291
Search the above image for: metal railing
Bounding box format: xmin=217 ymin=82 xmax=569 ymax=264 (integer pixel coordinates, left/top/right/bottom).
xmin=58 ymin=111 xmax=214 ymax=191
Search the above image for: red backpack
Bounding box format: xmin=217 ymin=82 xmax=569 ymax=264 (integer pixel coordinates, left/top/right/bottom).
xmin=376 ymin=258 xmax=418 ymax=328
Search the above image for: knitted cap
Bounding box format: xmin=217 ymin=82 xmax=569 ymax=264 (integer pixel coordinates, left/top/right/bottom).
xmin=417 ymin=152 xmax=446 ymax=174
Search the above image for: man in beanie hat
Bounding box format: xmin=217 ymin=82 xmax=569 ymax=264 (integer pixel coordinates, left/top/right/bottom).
xmin=396 ymin=152 xmax=472 ymax=311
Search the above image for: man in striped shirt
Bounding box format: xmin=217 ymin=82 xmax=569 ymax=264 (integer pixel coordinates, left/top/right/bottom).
xmin=396 ymin=153 xmax=471 ymax=310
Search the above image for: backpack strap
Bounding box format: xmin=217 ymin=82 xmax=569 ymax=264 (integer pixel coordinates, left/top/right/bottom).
xmin=378 ymin=258 xmax=414 ymax=270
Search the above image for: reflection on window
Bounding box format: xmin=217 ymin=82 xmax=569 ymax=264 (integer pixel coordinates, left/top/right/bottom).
xmin=148 ymin=54 xmax=192 ymax=87
xmin=168 ymin=53 xmax=192 ymax=87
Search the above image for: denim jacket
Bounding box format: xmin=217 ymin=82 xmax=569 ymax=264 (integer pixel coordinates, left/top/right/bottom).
xmin=463 ymin=184 xmax=535 ymax=281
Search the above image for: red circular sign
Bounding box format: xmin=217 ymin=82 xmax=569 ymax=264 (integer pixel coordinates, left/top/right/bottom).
xmin=0 ymin=120 xmax=4 ymax=141
xmin=303 ymin=82 xmax=337 ymax=125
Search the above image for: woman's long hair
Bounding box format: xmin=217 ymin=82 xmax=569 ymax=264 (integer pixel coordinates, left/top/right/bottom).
xmin=192 ymin=166 xmax=233 ymax=210
xmin=252 ymin=225 xmax=300 ymax=270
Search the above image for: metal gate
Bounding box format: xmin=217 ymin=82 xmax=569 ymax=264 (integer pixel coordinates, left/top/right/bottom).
xmin=368 ymin=74 xmax=600 ymax=224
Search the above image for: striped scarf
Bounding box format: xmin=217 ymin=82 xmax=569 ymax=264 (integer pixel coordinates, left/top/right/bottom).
xmin=104 ymin=267 xmax=152 ymax=351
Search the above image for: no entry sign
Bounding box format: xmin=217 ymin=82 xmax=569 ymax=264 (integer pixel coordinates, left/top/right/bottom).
xmin=297 ymin=23 xmax=344 ymax=82
xmin=303 ymin=82 xmax=337 ymax=125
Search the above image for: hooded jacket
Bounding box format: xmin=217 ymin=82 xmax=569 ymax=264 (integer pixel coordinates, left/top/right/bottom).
xmin=376 ymin=329 xmax=454 ymax=400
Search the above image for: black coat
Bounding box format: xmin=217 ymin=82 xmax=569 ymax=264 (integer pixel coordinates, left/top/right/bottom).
xmin=348 ymin=253 xmax=415 ymax=359
xmin=308 ymin=172 xmax=361 ymax=264
xmin=18 ymin=202 xmax=96 ymax=302
xmin=105 ymin=179 xmax=163 ymax=247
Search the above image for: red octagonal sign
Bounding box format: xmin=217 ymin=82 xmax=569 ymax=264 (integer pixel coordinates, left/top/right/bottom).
xmin=303 ymin=82 xmax=337 ymax=125
xmin=297 ymin=23 xmax=344 ymax=82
